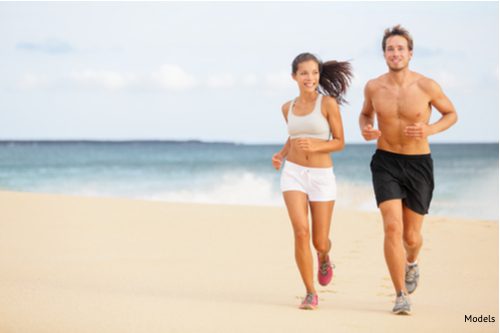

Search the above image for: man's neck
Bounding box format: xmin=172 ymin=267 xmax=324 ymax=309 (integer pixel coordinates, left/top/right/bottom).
xmin=387 ymin=68 xmax=411 ymax=86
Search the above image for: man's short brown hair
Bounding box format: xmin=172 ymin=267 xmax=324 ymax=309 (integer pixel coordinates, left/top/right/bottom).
xmin=382 ymin=25 xmax=413 ymax=51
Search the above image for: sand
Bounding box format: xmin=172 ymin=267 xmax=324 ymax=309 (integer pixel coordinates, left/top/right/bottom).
xmin=0 ymin=191 xmax=497 ymax=333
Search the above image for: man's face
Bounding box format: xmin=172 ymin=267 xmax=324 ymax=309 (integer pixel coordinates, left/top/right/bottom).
xmin=384 ymin=35 xmax=413 ymax=72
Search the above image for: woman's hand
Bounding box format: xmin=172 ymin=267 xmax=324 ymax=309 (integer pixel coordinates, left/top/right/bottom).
xmin=272 ymin=152 xmax=284 ymax=170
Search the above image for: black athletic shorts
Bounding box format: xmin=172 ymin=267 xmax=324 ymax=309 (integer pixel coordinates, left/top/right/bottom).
xmin=370 ymin=149 xmax=434 ymax=215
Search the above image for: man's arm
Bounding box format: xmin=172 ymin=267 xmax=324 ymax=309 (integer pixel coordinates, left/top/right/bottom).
xmin=359 ymin=81 xmax=381 ymax=141
xmin=405 ymin=79 xmax=457 ymax=139
xmin=427 ymin=79 xmax=458 ymax=134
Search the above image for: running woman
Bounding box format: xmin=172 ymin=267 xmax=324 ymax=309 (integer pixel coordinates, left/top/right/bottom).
xmin=272 ymin=53 xmax=352 ymax=310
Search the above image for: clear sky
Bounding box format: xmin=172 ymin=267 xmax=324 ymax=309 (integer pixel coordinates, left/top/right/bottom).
xmin=0 ymin=1 xmax=498 ymax=143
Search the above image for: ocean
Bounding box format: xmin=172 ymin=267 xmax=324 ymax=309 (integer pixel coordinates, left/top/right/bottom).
xmin=0 ymin=141 xmax=497 ymax=221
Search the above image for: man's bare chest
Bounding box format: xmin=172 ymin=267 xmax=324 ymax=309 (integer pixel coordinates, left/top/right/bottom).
xmin=372 ymin=87 xmax=430 ymax=120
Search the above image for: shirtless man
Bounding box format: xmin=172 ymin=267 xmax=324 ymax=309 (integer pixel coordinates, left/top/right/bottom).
xmin=359 ymin=25 xmax=457 ymax=314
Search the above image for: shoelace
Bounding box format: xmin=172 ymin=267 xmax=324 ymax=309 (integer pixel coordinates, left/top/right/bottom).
xmin=304 ymin=293 xmax=315 ymax=304
xmin=320 ymin=262 xmax=330 ymax=275
xmin=320 ymin=261 xmax=335 ymax=275
xmin=395 ymin=294 xmax=409 ymax=306
xmin=406 ymin=267 xmax=418 ymax=282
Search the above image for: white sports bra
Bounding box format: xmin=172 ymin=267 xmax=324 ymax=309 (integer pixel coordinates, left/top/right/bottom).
xmin=287 ymin=94 xmax=331 ymax=140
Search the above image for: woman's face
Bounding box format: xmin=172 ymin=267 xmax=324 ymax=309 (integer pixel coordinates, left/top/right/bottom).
xmin=293 ymin=60 xmax=320 ymax=93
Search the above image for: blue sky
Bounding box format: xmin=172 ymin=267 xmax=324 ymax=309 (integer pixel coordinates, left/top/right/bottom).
xmin=0 ymin=1 xmax=498 ymax=143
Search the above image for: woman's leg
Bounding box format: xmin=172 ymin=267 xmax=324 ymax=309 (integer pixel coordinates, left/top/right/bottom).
xmin=283 ymin=191 xmax=315 ymax=293
xmin=310 ymin=200 xmax=335 ymax=260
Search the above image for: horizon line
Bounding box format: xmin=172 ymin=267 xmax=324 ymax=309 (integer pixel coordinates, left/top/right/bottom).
xmin=0 ymin=139 xmax=497 ymax=145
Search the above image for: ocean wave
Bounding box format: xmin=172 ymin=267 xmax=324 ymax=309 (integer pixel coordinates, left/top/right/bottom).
xmin=146 ymin=172 xmax=283 ymax=206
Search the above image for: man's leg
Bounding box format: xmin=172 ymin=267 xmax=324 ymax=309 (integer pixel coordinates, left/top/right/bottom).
xmin=379 ymin=199 xmax=406 ymax=293
xmin=402 ymin=206 xmax=425 ymax=263
xmin=402 ymin=205 xmax=424 ymax=294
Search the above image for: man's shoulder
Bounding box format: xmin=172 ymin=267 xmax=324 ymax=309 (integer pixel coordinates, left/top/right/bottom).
xmin=413 ymin=73 xmax=440 ymax=93
xmin=368 ymin=74 xmax=387 ymax=84
xmin=364 ymin=74 xmax=387 ymax=94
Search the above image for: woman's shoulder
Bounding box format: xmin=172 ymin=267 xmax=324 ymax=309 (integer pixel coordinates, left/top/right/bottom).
xmin=321 ymin=95 xmax=339 ymax=112
xmin=282 ymin=100 xmax=294 ymax=116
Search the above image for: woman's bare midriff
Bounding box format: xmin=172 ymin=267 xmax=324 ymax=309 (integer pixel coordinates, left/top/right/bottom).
xmin=286 ymin=138 xmax=333 ymax=168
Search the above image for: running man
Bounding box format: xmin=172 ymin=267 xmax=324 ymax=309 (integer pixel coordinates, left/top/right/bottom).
xmin=359 ymin=25 xmax=457 ymax=314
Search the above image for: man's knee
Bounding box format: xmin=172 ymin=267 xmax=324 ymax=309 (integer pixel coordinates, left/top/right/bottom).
xmin=403 ymin=230 xmax=422 ymax=248
xmin=383 ymin=218 xmax=403 ymax=239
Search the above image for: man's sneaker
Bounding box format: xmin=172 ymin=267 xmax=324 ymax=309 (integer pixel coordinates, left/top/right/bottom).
xmin=405 ymin=263 xmax=420 ymax=294
xmin=299 ymin=293 xmax=318 ymax=310
xmin=317 ymin=253 xmax=334 ymax=286
xmin=392 ymin=291 xmax=411 ymax=315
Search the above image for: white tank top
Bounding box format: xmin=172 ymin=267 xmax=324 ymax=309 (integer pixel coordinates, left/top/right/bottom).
xmin=287 ymin=94 xmax=331 ymax=140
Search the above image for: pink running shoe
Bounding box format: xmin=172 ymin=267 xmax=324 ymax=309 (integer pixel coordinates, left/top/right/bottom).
xmin=317 ymin=253 xmax=334 ymax=286
xmin=299 ymin=293 xmax=318 ymax=310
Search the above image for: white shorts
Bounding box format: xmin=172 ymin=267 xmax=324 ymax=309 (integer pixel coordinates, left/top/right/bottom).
xmin=280 ymin=161 xmax=337 ymax=202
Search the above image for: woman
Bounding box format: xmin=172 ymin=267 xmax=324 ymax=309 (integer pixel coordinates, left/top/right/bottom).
xmin=272 ymin=53 xmax=352 ymax=310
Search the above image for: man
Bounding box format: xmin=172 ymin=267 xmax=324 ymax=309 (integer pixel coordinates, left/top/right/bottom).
xmin=359 ymin=25 xmax=457 ymax=315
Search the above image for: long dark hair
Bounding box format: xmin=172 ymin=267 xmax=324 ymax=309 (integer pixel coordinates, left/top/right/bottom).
xmin=291 ymin=53 xmax=352 ymax=105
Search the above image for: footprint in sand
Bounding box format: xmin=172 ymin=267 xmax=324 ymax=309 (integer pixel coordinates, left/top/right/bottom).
xmin=319 ymin=289 xmax=337 ymax=294
xmin=376 ymin=291 xmax=394 ymax=296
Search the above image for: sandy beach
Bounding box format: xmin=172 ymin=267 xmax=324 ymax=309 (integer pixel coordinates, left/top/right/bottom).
xmin=0 ymin=190 xmax=497 ymax=333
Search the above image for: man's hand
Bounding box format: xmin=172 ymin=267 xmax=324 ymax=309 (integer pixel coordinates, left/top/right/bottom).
xmin=362 ymin=124 xmax=382 ymax=141
xmin=404 ymin=122 xmax=431 ymax=140
xmin=272 ymin=152 xmax=283 ymax=170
